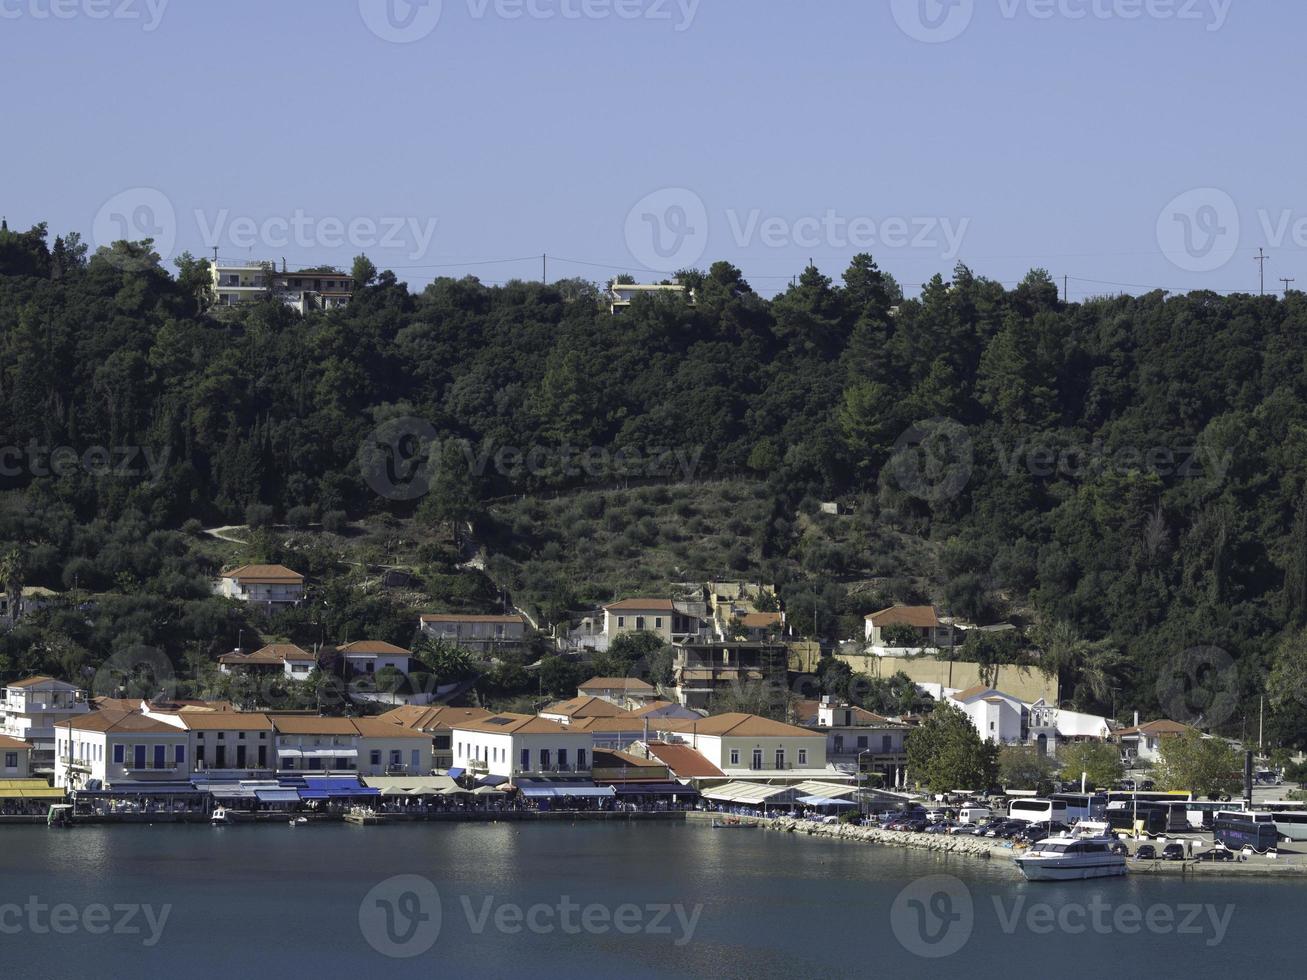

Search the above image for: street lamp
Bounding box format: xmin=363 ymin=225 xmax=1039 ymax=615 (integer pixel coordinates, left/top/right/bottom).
xmin=857 ymin=749 xmax=872 ymax=820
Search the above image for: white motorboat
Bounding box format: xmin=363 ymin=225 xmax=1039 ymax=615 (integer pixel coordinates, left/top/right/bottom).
xmin=210 ymin=806 xmax=230 ymax=825
xmin=1015 ymin=835 xmax=1127 ymax=881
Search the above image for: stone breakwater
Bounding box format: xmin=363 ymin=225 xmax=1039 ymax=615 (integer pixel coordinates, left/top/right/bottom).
xmin=767 ymin=818 xmax=1012 ymax=860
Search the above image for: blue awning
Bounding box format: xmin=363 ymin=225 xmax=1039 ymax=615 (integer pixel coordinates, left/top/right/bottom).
xmin=298 ymin=790 xmax=331 ymax=800
xmin=476 ymin=774 xmax=508 ymax=787
xmin=255 ymin=789 xmax=302 ymax=804
xmin=207 ymin=786 xmax=257 ymax=801
xmin=446 ymin=768 xmax=466 ymax=779
xmin=555 ymin=786 xmax=615 ymax=798
xmin=519 ymin=785 xmax=556 ymax=798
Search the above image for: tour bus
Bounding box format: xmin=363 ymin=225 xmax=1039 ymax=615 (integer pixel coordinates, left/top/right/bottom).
xmin=1050 ymin=792 xmax=1108 ymax=823
xmin=1105 ymin=790 xmax=1192 ymax=807
xmin=1254 ymin=801 xmax=1307 ymax=841
xmin=1213 ymin=811 xmax=1280 ymax=853
xmin=1007 ymin=797 xmax=1069 ymax=824
xmin=1183 ymin=799 xmax=1246 ymax=830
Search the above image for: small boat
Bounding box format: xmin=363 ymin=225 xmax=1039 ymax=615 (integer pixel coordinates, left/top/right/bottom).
xmin=1014 ymin=835 xmax=1127 ymax=881
xmin=210 ymin=806 xmax=230 ymax=825
xmin=289 ymin=816 xmax=308 ymax=826
xmin=47 ymin=804 xmax=73 ymax=828
xmin=711 ymin=818 xmax=756 ymax=829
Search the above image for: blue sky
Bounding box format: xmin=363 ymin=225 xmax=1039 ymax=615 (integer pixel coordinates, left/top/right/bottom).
xmin=1 ymin=0 xmax=1300 ymax=299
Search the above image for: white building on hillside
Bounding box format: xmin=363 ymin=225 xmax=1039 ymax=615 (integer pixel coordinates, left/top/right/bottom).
xmin=215 ymin=565 xmax=305 ymax=607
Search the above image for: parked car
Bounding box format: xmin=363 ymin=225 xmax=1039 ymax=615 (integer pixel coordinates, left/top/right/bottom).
xmin=1161 ymin=843 xmax=1187 ymax=861
xmin=1197 ymin=847 xmax=1235 ymax=862
xmin=1108 ymin=840 xmax=1129 ymax=856
xmin=1134 ymin=844 xmax=1157 ymax=860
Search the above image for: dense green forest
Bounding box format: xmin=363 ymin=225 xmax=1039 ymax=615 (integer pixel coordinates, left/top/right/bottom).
xmin=3 ymin=220 xmax=1307 ymax=745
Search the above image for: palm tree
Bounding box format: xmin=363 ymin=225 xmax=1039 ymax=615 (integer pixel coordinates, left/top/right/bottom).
xmin=0 ymin=548 xmax=24 ymax=625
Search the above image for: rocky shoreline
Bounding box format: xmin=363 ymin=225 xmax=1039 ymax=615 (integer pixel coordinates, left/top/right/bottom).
xmin=766 ymin=817 xmax=1011 ymax=859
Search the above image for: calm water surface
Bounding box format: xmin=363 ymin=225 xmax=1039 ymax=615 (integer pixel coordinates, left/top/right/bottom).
xmin=1 ymin=822 xmax=1304 ymax=978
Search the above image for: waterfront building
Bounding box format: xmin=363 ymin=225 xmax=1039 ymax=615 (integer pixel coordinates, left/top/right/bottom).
xmin=54 ymin=710 xmax=190 ymax=790
xmin=793 ymin=697 xmax=909 ymax=788
xmin=650 ymin=713 xmax=833 ymax=783
xmin=376 ymin=705 xmax=495 ymax=769
xmin=539 ymin=695 xmax=630 ymax=724
xmin=2 ymin=676 xmax=89 ymax=774
xmin=0 ymin=734 xmax=32 ymax=777
xmin=449 ymin=713 xmax=593 ymax=780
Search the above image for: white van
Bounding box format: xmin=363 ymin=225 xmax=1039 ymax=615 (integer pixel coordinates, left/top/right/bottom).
xmin=958 ymin=805 xmax=992 ymax=825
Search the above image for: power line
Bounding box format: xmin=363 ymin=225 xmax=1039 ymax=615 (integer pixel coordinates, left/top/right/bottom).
xmin=1256 ymin=247 xmax=1270 ymax=296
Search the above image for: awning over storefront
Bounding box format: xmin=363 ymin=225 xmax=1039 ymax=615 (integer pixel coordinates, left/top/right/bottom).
xmin=255 ymin=789 xmax=302 ymax=804
xmin=300 ymin=777 xmax=378 ymax=798
xmin=516 ymin=780 xmax=615 ymax=799
xmin=207 ymin=786 xmax=257 ymax=801
xmin=476 ymin=774 xmax=509 ymax=787
xmin=363 ymin=775 xmax=458 ymax=795
xmin=610 ymin=782 xmax=697 ymax=797
xmin=701 ymin=782 xmax=800 ymax=806
xmin=797 ymin=794 xmax=857 ymax=808
xmin=277 ymin=748 xmax=358 ymax=759
xmin=445 ymin=768 xmax=466 ymax=779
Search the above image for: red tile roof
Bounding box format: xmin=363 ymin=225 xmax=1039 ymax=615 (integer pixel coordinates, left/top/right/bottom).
xmin=643 ymin=741 xmax=724 ymax=778
xmin=604 ymin=598 xmax=675 ymax=612
xmin=222 ymin=564 xmax=304 ymax=584
xmin=865 ymin=605 xmax=940 ymax=628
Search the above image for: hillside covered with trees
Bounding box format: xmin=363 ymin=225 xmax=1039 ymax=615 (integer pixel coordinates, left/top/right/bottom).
xmin=3 ymin=220 xmax=1307 ymax=744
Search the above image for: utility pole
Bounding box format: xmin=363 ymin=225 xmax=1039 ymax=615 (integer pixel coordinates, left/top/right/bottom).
xmin=1256 ymin=248 xmax=1270 ymax=296
xmin=1281 ymin=277 xmax=1295 ymax=298
xmin=542 ymin=254 xmax=546 ymax=284
xmin=1063 ymin=275 xmax=1068 ymax=303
